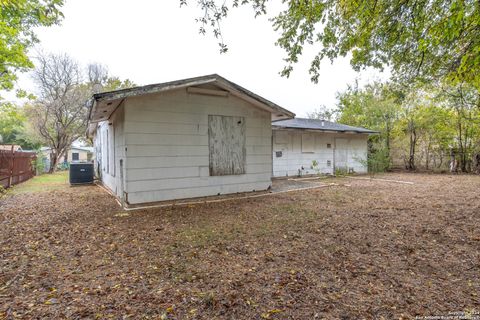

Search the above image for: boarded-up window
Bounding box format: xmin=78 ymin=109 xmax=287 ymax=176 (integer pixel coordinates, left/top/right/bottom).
xmin=301 ymin=134 xmax=315 ymax=153
xmin=208 ymin=115 xmax=246 ymax=176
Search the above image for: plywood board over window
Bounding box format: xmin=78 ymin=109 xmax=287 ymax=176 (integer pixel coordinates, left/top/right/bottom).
xmin=301 ymin=134 xmax=315 ymax=153
xmin=208 ymin=115 xmax=246 ymax=176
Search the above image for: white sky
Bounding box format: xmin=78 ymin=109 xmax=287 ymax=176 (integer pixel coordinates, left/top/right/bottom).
xmin=6 ymin=0 xmax=388 ymax=117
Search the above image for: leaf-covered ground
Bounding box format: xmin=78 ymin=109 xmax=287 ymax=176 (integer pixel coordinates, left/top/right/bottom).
xmin=1 ymin=173 xmax=479 ymax=319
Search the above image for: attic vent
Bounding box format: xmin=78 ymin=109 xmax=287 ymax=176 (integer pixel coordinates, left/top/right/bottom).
xmin=187 ymin=87 xmax=229 ymax=97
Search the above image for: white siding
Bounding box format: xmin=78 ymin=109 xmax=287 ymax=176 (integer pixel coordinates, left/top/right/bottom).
xmin=272 ymin=129 xmax=368 ymax=177
xmin=343 ymin=136 xmax=369 ymax=173
xmin=94 ymin=102 xmax=126 ymax=197
xmin=123 ymin=88 xmax=272 ymax=204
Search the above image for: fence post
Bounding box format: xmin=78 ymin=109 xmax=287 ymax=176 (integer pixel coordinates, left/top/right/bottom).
xmin=8 ymin=145 xmax=14 ymax=188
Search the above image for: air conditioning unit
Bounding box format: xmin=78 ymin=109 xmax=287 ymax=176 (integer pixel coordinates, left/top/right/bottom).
xmin=69 ymin=162 xmax=94 ymax=185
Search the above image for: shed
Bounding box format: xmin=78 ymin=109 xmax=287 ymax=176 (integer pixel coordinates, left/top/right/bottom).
xmin=87 ymin=74 xmax=295 ymax=205
xmin=272 ymin=118 xmax=377 ymax=177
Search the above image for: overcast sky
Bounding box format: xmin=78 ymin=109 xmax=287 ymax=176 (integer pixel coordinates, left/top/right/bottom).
xmin=8 ymin=0 xmax=388 ymax=117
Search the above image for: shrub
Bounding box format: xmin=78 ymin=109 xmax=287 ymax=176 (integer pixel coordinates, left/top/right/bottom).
xmin=32 ymin=151 xmax=46 ymax=175
xmin=356 ymin=147 xmax=390 ymax=177
xmin=335 ymin=166 xmax=349 ymax=176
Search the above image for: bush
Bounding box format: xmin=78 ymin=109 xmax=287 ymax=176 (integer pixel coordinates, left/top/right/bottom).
xmin=310 ymin=160 xmax=321 ymax=175
xmin=32 ymin=151 xmax=46 ymax=175
xmin=358 ymin=147 xmax=390 ymax=177
xmin=335 ymin=166 xmax=349 ymax=176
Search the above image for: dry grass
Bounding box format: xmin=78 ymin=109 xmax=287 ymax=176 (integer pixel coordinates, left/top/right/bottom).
xmin=0 ymin=173 xmax=479 ymax=319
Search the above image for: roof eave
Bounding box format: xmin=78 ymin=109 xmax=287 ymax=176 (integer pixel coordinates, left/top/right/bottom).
xmin=272 ymin=126 xmax=378 ymax=134
xmin=88 ymin=74 xmax=295 ymax=123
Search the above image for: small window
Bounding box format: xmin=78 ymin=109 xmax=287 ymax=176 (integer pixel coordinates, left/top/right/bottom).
xmin=327 ymin=160 xmax=332 ymax=167
xmin=327 ymin=143 xmax=332 ymax=149
xmin=275 ymin=151 xmax=283 ymax=158
xmin=72 ymin=152 xmax=79 ymax=161
xmin=301 ymin=134 xmax=315 ymax=153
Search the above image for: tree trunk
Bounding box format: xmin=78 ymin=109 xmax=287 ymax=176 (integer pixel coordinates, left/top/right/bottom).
xmin=48 ymin=148 xmax=67 ymax=173
xmin=49 ymin=152 xmax=59 ymax=173
xmin=407 ymin=120 xmax=416 ymax=170
xmin=474 ymin=152 xmax=480 ymax=174
xmin=450 ymin=149 xmax=458 ymax=173
xmin=385 ymin=120 xmax=391 ymax=156
xmin=425 ymin=140 xmax=431 ymax=171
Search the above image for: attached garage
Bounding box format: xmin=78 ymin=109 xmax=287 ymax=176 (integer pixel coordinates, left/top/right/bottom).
xmin=87 ymin=74 xmax=295 ymax=205
xmin=272 ymin=118 xmax=377 ymax=177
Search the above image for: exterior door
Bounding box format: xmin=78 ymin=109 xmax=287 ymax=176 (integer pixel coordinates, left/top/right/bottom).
xmin=334 ymin=138 xmax=349 ymax=171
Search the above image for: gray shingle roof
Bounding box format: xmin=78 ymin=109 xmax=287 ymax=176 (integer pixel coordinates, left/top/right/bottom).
xmin=272 ymin=118 xmax=378 ymax=134
xmin=90 ymin=74 xmax=295 ymax=120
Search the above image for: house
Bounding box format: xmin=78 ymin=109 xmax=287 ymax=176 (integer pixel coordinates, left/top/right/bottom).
xmin=87 ymin=74 xmax=295 ymax=205
xmin=40 ymin=146 xmax=94 ymax=172
xmin=272 ymin=118 xmax=377 ymax=177
xmin=41 ymin=146 xmax=94 ymax=163
xmin=0 ymin=144 xmax=23 ymax=152
xmin=66 ymin=146 xmax=94 ymax=162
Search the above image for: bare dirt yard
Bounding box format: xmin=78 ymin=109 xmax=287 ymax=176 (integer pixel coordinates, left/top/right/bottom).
xmin=1 ymin=173 xmax=479 ymax=319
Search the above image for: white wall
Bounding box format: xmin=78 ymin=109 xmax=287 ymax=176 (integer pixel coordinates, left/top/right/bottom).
xmin=123 ymin=88 xmax=273 ymax=204
xmin=272 ymin=129 xmax=369 ymax=177
xmin=94 ymin=102 xmax=126 ymax=197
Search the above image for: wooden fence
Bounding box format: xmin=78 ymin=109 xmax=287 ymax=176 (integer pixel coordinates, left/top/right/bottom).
xmin=0 ymin=148 xmax=37 ymax=188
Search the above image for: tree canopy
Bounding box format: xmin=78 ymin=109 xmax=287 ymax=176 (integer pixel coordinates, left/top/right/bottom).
xmin=0 ymin=102 xmax=39 ymax=149
xmin=185 ymin=0 xmax=480 ymax=89
xmin=0 ymin=0 xmax=64 ymax=91
xmin=324 ymin=80 xmax=480 ymax=172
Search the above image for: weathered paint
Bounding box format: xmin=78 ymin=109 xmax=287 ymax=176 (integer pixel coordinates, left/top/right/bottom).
xmin=98 ymin=86 xmax=274 ymax=204
xmin=93 ymin=102 xmax=126 ymax=197
xmin=208 ymin=115 xmax=246 ymax=176
xmin=272 ymin=129 xmax=368 ymax=177
xmin=89 ymin=75 xmax=295 ymax=123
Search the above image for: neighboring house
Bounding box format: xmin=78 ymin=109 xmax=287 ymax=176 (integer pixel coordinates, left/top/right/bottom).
xmin=41 ymin=146 xmax=94 ymax=163
xmin=87 ymin=74 xmax=295 ymax=205
xmin=272 ymin=118 xmax=377 ymax=177
xmin=65 ymin=147 xmax=94 ymax=162
xmin=41 ymin=146 xmax=94 ymax=171
xmin=0 ymin=144 xmax=23 ymax=152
